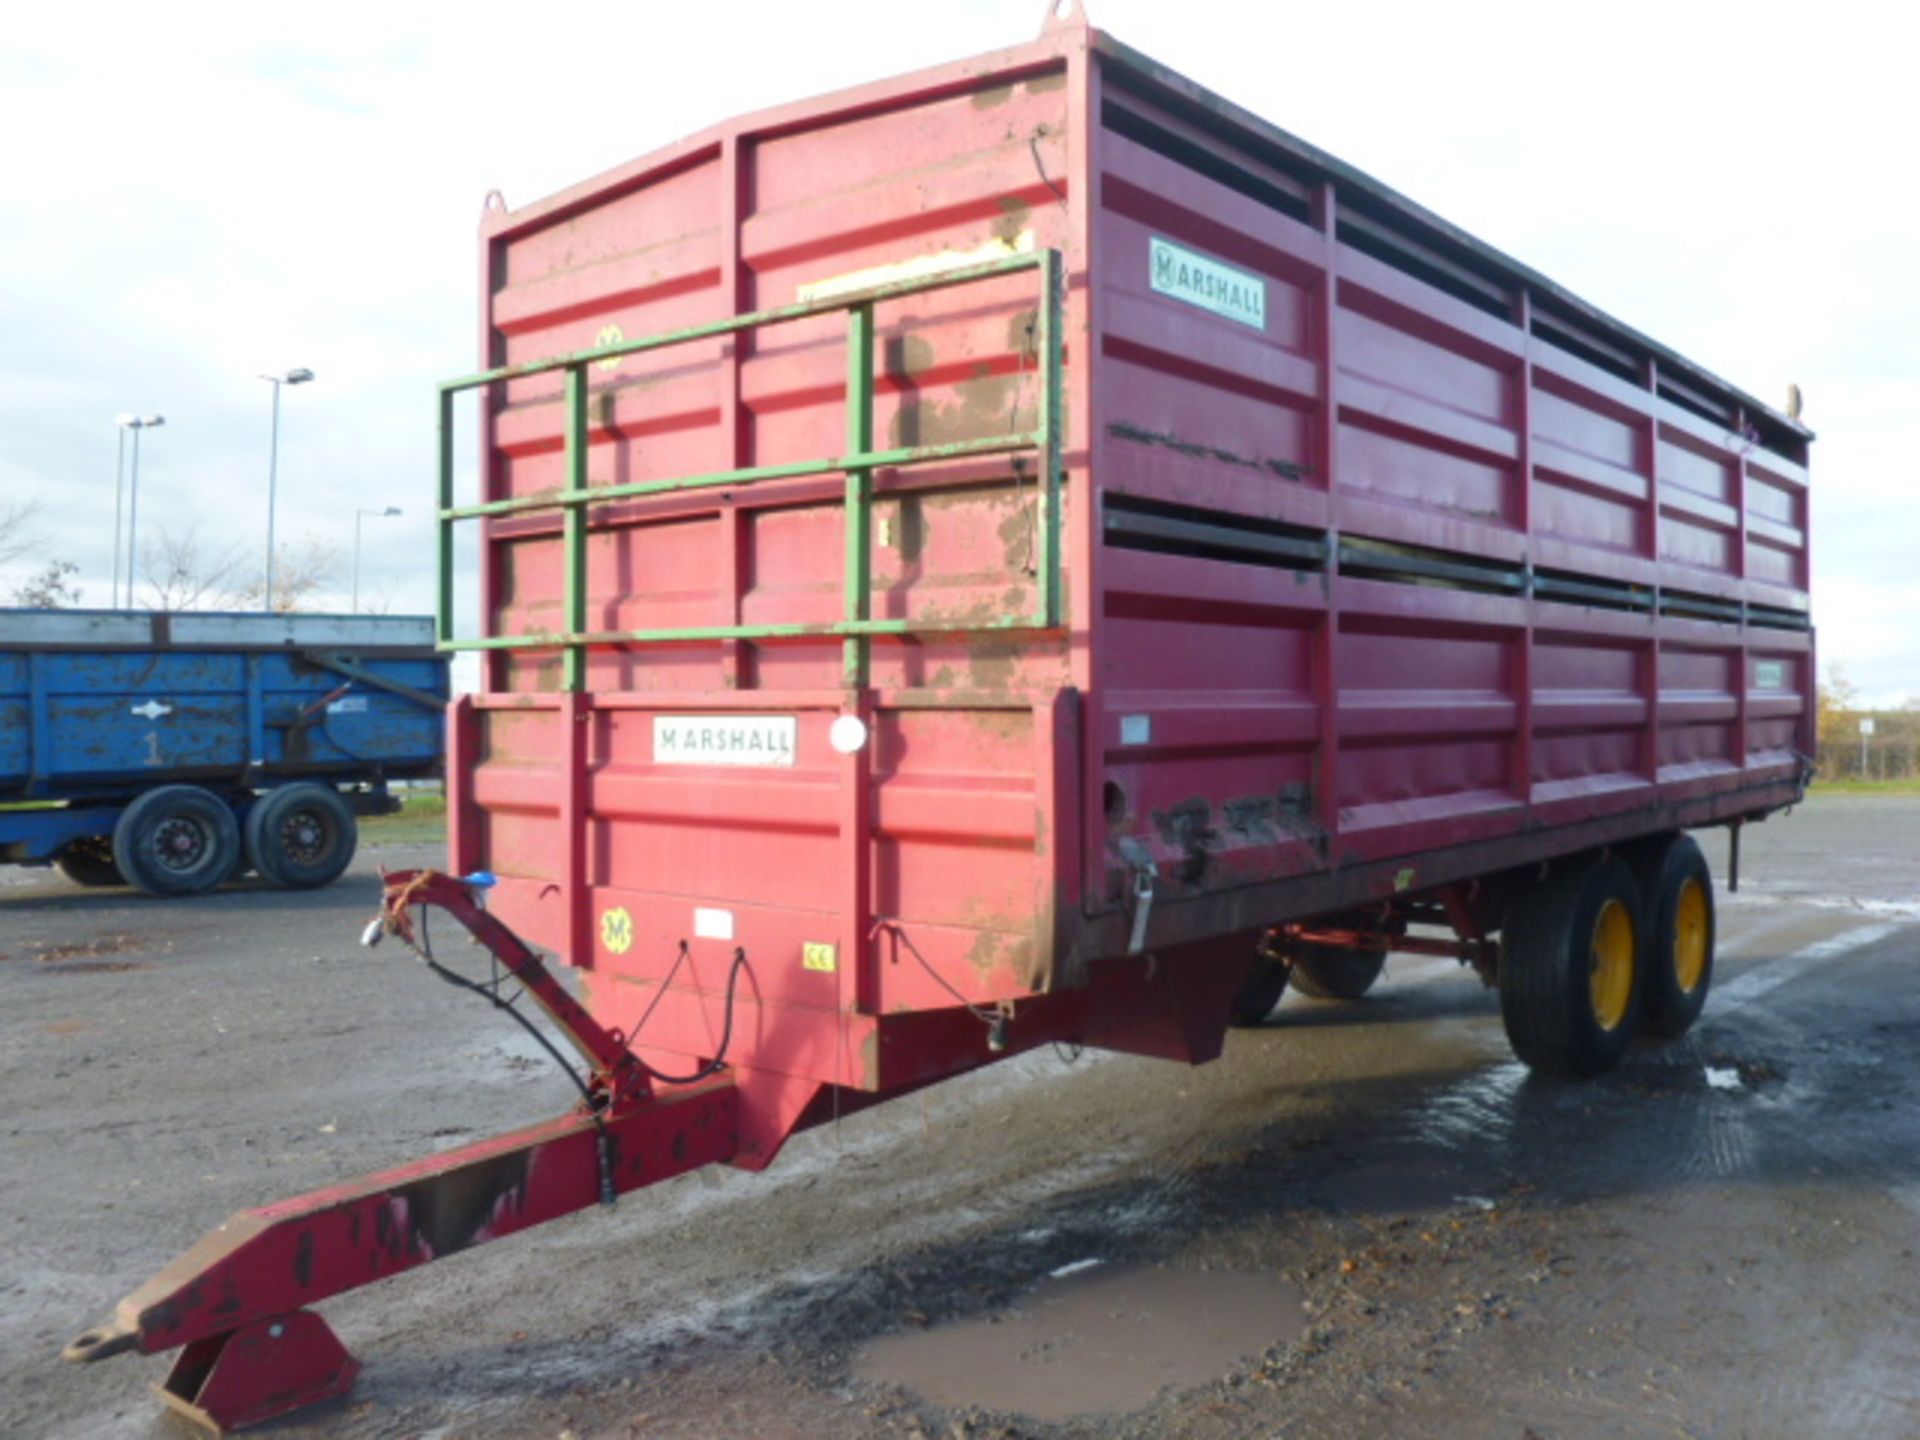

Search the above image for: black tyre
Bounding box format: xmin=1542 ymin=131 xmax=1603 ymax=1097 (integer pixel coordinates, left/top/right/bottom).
xmin=1634 ymin=833 xmax=1715 ymax=1039
xmin=111 ymin=785 xmax=242 ymax=898
xmin=1288 ymin=943 xmax=1388 ymax=1000
xmin=1499 ymin=853 xmax=1643 ymax=1077
xmin=246 ymin=784 xmax=357 ymax=889
xmin=55 ymin=838 xmax=125 ymax=888
xmin=1229 ymin=957 xmax=1290 ymax=1026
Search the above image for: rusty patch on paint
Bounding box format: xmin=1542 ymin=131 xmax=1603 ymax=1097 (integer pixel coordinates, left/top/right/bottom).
xmin=966 ymin=635 xmax=1023 ymax=692
xmin=893 ymin=370 xmax=1018 ymax=450
xmin=971 ymin=82 xmax=1015 ymax=109
xmin=964 ymin=924 xmax=1035 ymax=983
xmin=1153 ymin=798 xmax=1219 ymax=887
xmin=999 ymin=504 xmax=1037 ymax=575
xmin=894 ymin=494 xmax=928 ymax=562
xmin=1222 ymin=794 xmax=1278 ymax=842
xmin=963 ymin=709 xmax=1029 ymax=743
xmin=1109 ymin=421 xmax=1310 ymax=481
xmin=994 ymin=195 xmax=1033 ymax=246
xmin=1026 ymin=71 xmax=1068 ymax=95
xmin=884 ymin=333 xmax=937 ymax=382
xmin=1007 ymin=306 xmax=1040 ymax=351
xmin=383 ymin=1149 xmax=532 ymax=1261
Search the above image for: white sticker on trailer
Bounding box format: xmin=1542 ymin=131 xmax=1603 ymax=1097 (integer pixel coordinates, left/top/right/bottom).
xmin=327 ymin=696 xmax=369 ymax=714
xmin=654 ymin=715 xmax=797 ymax=767
xmin=1150 ymin=236 xmax=1267 ymax=329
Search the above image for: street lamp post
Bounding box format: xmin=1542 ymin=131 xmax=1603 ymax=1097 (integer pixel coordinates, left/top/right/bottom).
xmin=112 ymin=423 xmax=128 ymax=606
xmin=261 ymin=367 xmax=315 ymax=612
xmin=352 ymin=506 xmax=402 ymax=612
xmin=118 ymin=414 xmax=165 ymax=607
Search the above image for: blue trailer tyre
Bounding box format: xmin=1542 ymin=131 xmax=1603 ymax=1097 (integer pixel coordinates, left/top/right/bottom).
xmin=55 ymin=838 xmax=125 ymax=888
xmin=111 ymin=785 xmax=243 ymax=898
xmin=1499 ymin=854 xmax=1643 ymax=1077
xmin=1634 ymin=834 xmax=1715 ymax=1039
xmin=246 ymin=784 xmax=357 ymax=890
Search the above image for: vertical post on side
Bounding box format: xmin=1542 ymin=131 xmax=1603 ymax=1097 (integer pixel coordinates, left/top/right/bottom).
xmin=1035 ymin=248 xmax=1064 ymax=628
xmin=25 ymin=652 xmax=47 ymax=794
xmin=562 ymin=365 xmax=589 ymax=694
xmin=244 ymin=654 xmax=264 ymax=780
xmin=843 ymin=303 xmax=874 ymax=688
xmin=446 ymin=694 xmax=480 ymax=877
xmin=840 ymin=302 xmax=876 ymax=1023
xmin=436 ymin=387 xmax=455 ymax=651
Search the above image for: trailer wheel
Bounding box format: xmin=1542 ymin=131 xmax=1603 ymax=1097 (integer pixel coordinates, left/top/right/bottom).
xmin=246 ymin=785 xmax=357 ymax=889
xmin=1288 ymin=943 xmax=1388 ymax=1000
xmin=55 ymin=838 xmax=125 ymax=888
xmin=111 ymin=786 xmax=242 ymax=898
xmin=1229 ymin=957 xmax=1290 ymax=1026
xmin=1634 ymin=834 xmax=1715 ymax=1039
xmin=1499 ymin=854 xmax=1642 ymax=1077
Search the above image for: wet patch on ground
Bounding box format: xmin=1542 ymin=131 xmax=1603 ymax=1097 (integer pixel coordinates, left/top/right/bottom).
xmin=856 ymin=1264 xmax=1306 ymax=1420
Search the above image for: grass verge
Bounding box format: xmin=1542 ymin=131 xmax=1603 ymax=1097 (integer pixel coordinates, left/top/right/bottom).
xmin=361 ymin=789 xmax=448 ymax=847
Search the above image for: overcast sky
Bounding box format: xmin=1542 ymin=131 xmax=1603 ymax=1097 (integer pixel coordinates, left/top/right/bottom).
xmin=3 ymin=0 xmax=1912 ymax=700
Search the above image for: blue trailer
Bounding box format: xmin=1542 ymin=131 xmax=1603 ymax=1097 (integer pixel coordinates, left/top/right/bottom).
xmin=0 ymin=610 xmax=447 ymax=896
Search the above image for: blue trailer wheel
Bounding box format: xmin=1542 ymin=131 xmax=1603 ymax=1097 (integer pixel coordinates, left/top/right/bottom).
xmin=111 ymin=785 xmax=243 ymax=898
xmin=246 ymin=784 xmax=357 ymax=890
xmin=55 ymin=838 xmax=125 ymax=888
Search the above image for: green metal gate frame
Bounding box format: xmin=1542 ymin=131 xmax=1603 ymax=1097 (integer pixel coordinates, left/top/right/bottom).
xmin=436 ymin=249 xmax=1064 ymax=691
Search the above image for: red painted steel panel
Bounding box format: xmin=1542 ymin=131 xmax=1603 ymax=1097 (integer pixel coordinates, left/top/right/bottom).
xmin=459 ymin=17 xmax=1812 ymax=1091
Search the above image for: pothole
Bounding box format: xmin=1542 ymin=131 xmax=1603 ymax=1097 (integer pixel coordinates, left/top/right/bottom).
xmin=855 ymin=1262 xmax=1306 ymax=1420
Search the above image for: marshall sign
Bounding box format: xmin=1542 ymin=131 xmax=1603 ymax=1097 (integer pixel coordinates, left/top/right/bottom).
xmin=1149 ymin=235 xmax=1267 ymax=330
xmin=653 ymin=715 xmax=798 ymax=767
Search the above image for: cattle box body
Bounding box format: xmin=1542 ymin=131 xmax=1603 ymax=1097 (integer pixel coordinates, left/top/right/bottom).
xmin=446 ymin=17 xmax=1811 ymax=1142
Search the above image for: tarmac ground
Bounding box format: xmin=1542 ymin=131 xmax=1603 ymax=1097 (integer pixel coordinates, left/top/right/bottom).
xmin=2 ymin=794 xmax=1916 ymax=1439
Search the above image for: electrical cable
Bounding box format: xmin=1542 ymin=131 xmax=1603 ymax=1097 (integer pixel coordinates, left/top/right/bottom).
xmin=408 ymin=904 xmax=618 ymax=1204
xmin=882 ymin=922 xmax=1001 ymax=1035
xmin=408 ymin=906 xmax=598 ymax=1112
xmin=402 ymin=899 xmax=749 ymax=1086
xmin=624 ymin=944 xmax=751 ymax=1085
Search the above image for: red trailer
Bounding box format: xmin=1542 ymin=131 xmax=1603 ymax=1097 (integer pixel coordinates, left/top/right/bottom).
xmin=69 ymin=5 xmax=1812 ymax=1430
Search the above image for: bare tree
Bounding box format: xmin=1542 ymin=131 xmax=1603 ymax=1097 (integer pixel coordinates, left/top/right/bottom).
xmin=0 ymin=498 xmax=41 ymax=567
xmin=234 ymin=534 xmax=342 ymax=614
xmin=355 ymin=578 xmax=400 ymax=616
xmin=11 ymin=559 xmax=83 ymax=608
xmin=139 ymin=526 xmax=251 ymax=612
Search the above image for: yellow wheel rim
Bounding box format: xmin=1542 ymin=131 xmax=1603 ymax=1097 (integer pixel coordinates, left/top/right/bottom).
xmin=1673 ymin=876 xmax=1709 ymax=995
xmin=1589 ymin=897 xmax=1635 ymax=1032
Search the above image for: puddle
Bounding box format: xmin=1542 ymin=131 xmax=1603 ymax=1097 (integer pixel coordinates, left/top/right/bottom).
xmin=856 ymin=1263 xmax=1305 ymax=1420
xmin=1314 ymin=1154 xmax=1465 ymax=1213
xmin=1414 ymin=1061 xmax=1529 ymax=1151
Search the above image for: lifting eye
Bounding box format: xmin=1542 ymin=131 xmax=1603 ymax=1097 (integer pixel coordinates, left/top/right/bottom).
xmin=1103 ymin=781 xmax=1127 ymax=825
